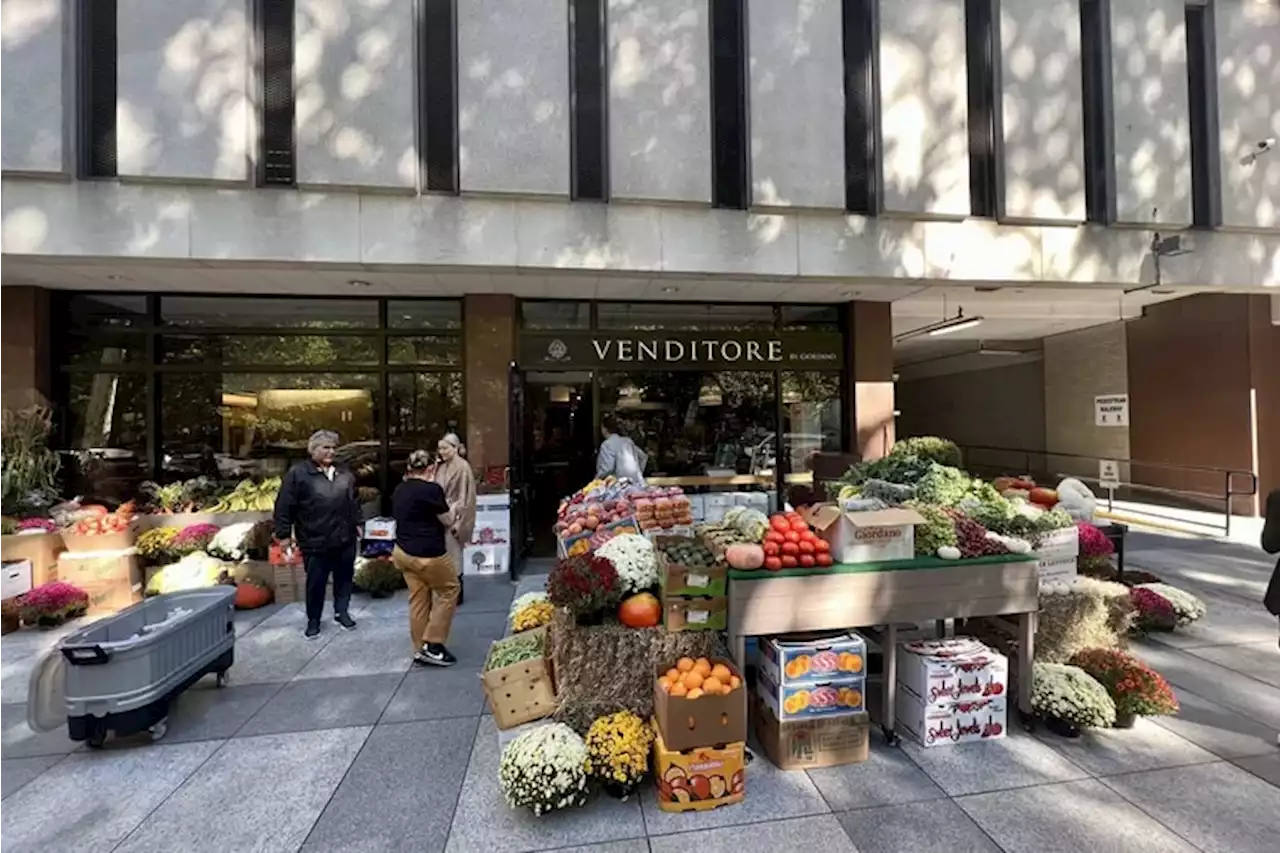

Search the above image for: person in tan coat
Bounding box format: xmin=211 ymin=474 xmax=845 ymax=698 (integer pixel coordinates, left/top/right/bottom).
xmin=434 ymin=432 xmax=477 ymax=604
xmin=392 ymin=450 xmax=459 ymax=666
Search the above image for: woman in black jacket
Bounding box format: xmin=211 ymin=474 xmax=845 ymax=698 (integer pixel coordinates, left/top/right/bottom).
xmin=274 ymin=430 xmax=361 ymax=640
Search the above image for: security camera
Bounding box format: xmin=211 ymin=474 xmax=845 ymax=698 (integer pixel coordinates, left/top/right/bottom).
xmin=1241 ymin=138 xmax=1276 ymax=165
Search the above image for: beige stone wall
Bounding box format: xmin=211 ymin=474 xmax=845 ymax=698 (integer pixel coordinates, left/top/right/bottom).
xmin=1042 ymin=322 xmax=1130 ymax=479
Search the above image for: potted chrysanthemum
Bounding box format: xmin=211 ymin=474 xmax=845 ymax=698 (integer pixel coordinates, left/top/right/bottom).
xmin=584 ymin=711 xmax=653 ymax=799
xmin=1031 ymin=662 xmax=1117 ymax=737
xmin=1134 ymin=583 xmax=1205 ymax=627
xmin=1068 ymin=647 xmax=1178 ymax=728
xmin=499 ymin=723 xmax=590 ymax=816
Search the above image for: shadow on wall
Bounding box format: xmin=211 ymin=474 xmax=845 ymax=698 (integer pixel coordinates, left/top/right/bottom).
xmin=1 ymin=0 xmax=62 ymax=171
xmin=1216 ymin=0 xmax=1280 ymax=228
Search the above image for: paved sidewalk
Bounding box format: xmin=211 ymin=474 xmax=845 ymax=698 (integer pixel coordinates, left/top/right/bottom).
xmin=2 ymin=534 xmax=1278 ymax=853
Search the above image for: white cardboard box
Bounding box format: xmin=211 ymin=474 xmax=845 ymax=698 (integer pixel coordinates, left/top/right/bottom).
xmin=463 ymin=544 xmax=509 ymax=576
xmin=800 ymin=505 xmax=924 ymax=564
xmin=897 ymin=638 xmax=1009 ymax=709
xmin=1 ymin=559 xmax=33 ymax=600
xmin=896 ymin=684 xmax=1008 ymax=747
xmin=470 ymin=493 xmax=511 ymax=546
xmin=363 ymin=518 xmax=396 ymax=541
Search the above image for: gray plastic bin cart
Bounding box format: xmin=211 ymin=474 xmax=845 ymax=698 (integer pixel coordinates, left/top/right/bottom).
xmin=29 ymin=585 xmax=237 ymax=747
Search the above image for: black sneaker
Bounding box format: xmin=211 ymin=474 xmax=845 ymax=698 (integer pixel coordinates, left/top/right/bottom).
xmin=414 ymin=643 xmax=457 ymax=667
xmin=334 ymin=613 xmax=357 ymax=631
xmin=304 ymin=621 xmax=321 ymax=640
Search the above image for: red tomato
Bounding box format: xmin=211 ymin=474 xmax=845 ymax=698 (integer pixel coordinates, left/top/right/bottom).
xmin=785 ymin=511 xmax=801 ymax=521
xmin=814 ymin=539 xmax=831 ymax=553
xmin=763 ymin=556 xmax=783 ymax=571
xmin=799 ymin=529 xmax=817 ymax=541
xmin=763 ymin=542 xmax=780 ymax=557
xmin=815 ymin=553 xmax=834 ymax=567
xmin=798 ymin=540 xmax=815 ymax=554
xmin=780 ymin=541 xmax=800 ymax=556
xmin=799 ymin=554 xmax=816 ymax=567
xmin=790 ymin=518 xmax=809 ymax=532
xmin=771 ymin=516 xmax=791 ymax=532
xmin=781 ymin=554 xmax=798 ymax=568
xmin=783 ymin=530 xmax=800 ymax=543
xmin=765 ymin=530 xmax=785 ymax=543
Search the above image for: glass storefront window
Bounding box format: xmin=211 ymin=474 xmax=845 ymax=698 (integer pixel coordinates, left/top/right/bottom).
xmin=521 ymin=301 xmax=591 ymax=330
xmin=388 ymin=300 xmax=463 ymax=330
xmin=596 ymin=302 xmax=776 ymax=331
xmin=63 ymin=294 xmax=150 ymax=328
xmin=781 ymin=305 xmax=841 ymax=330
xmin=161 ymin=297 xmax=380 ymax=329
xmin=780 ymin=371 xmax=843 ymax=484
xmin=161 ymin=334 xmax=380 ymax=366
xmin=61 ymin=372 xmax=149 ymax=502
xmin=598 ymin=371 xmax=775 ymax=477
xmin=387 ymin=372 xmax=464 ymax=475
xmin=387 ymin=335 xmax=463 ymax=366
xmin=63 ymin=334 xmax=147 ymax=367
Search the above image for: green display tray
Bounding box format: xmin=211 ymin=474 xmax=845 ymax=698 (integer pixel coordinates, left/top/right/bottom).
xmin=727 ymin=553 xmax=1033 ymax=581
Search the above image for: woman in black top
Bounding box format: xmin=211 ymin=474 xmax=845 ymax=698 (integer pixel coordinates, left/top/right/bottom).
xmin=391 ymin=450 xmax=459 ymax=667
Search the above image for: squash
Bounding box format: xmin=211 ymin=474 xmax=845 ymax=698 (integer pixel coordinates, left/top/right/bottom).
xmin=724 ymin=543 xmax=765 ymax=571
xmin=618 ymin=592 xmax=661 ymax=628
xmin=234 ymin=580 xmax=273 ymax=610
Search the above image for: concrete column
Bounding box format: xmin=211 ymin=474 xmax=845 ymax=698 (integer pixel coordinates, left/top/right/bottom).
xmin=1 ymin=286 xmax=52 ymax=409
xmin=463 ymin=294 xmax=515 ymax=475
xmin=845 ymin=301 xmax=895 ymax=461
xmin=1247 ymin=295 xmax=1280 ymax=505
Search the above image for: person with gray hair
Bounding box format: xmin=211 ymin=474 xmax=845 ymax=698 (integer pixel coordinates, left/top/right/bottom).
xmin=273 ymin=429 xmax=361 ymax=639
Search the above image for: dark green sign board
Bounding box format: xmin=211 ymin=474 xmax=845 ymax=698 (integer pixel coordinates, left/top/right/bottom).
xmin=519 ymin=331 xmax=844 ymax=370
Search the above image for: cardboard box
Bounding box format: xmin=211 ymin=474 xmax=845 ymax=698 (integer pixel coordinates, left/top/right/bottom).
xmin=663 ymin=595 xmax=727 ymax=632
xmin=754 ymin=697 xmax=870 ymax=770
xmin=656 ymin=542 xmax=728 ymax=596
xmin=363 ymin=517 xmax=397 ymax=541
xmin=481 ymin=630 xmax=556 ymax=730
xmin=654 ymin=657 xmax=747 ymax=751
xmin=463 ymin=544 xmax=509 ymax=575
xmin=757 ymin=667 xmax=865 ymax=721
xmin=800 ymin=505 xmax=924 ymax=564
xmin=81 ymin=578 xmax=144 ymax=616
xmin=55 ymin=551 xmax=143 ymax=589
xmin=60 ymin=527 xmax=136 ymax=553
xmin=1 ymin=532 xmax=64 ymax=586
xmin=758 ymin=632 xmax=866 ymax=687
xmin=652 ymin=720 xmax=745 ymax=812
xmin=896 ymin=684 xmax=1007 ymax=747
xmin=1 ymin=559 xmax=33 ymax=600
xmin=897 ymin=638 xmax=1008 ymax=709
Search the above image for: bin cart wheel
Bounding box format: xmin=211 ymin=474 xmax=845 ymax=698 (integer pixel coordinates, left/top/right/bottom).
xmin=881 ymin=725 xmax=901 ymax=747
xmin=149 ymin=718 xmax=168 ymax=742
xmin=216 ymin=670 xmax=229 ymax=687
xmin=85 ymin=719 xmax=108 ymax=749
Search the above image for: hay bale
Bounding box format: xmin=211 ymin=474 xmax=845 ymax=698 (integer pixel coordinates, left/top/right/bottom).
xmin=547 ymin=608 xmax=724 ymax=734
xmin=1036 ymin=577 xmax=1135 ymax=663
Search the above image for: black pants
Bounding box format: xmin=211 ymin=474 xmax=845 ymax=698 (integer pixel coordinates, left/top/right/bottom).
xmin=303 ymin=543 xmax=355 ymax=623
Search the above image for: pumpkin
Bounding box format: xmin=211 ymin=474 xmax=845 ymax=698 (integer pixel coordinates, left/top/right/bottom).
xmin=234 ymin=580 xmax=272 ymax=610
xmin=618 ymin=592 xmax=661 ymax=628
xmin=724 ymin=543 xmax=765 ymax=571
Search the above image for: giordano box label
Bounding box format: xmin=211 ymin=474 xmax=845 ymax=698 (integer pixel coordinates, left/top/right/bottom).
xmin=519 ymin=332 xmax=844 ymax=370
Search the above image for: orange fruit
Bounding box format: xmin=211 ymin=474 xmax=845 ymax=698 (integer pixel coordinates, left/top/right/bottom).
xmin=658 ymin=676 xmax=670 ymax=691
xmin=666 ymin=668 xmax=681 ymax=681
xmin=686 ymin=688 xmax=704 ymax=699
xmin=694 ymin=658 xmax=711 ymax=676
xmin=710 ymin=663 xmax=732 ymax=681
xmin=729 ymin=675 xmax=741 ymax=690
xmin=670 ymin=682 xmax=688 ymax=697
xmin=703 ymin=676 xmax=724 ymax=694
xmin=677 ymin=657 xmax=695 ymax=673
xmin=682 ymin=670 xmax=704 ymax=689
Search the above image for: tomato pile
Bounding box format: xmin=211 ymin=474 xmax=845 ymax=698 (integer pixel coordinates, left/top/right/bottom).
xmin=66 ymin=501 xmax=136 ymax=536
xmin=761 ymin=512 xmax=833 ymax=571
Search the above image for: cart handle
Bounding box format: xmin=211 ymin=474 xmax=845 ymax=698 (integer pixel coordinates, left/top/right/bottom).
xmin=61 ymin=645 xmax=111 ymax=665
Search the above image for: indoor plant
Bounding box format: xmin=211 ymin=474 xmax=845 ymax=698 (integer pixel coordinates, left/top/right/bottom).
xmin=584 ymin=711 xmax=652 ymax=799
xmin=1030 ymin=661 xmax=1117 ymax=737
xmin=1068 ymin=647 xmax=1179 ymax=727
xmin=17 ymin=581 xmax=90 ymax=627
xmin=547 ymin=554 xmax=623 ymax=623
xmin=594 ymin=533 xmax=658 ymax=594
xmin=499 ymin=723 xmax=590 ymax=815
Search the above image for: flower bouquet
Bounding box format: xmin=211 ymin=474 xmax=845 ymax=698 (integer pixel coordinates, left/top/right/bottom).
xmin=499 ymin=723 xmax=590 ymax=815
xmin=584 ymin=711 xmax=653 ymax=799
xmin=137 ymin=527 xmax=181 ymax=563
xmin=1076 ymin=522 xmax=1115 ymax=576
xmin=510 ymin=593 xmax=554 ymax=633
xmin=171 ymin=523 xmax=220 ymax=557
xmin=207 ymin=521 xmax=258 ymax=562
xmin=594 ymin=534 xmax=658 ymax=594
xmin=1134 ymin=583 xmax=1205 ymax=627
xmin=547 ymin=554 xmax=623 ymax=624
xmin=1129 ymin=587 xmax=1178 ymax=633
xmin=17 ymin=581 xmax=90 ymax=627
xmin=1031 ymin=661 xmax=1116 ymax=737
xmin=1068 ymin=647 xmax=1178 ymax=727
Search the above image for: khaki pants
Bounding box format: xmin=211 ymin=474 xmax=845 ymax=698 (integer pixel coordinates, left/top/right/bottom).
xmin=392 ymin=546 xmax=459 ymax=648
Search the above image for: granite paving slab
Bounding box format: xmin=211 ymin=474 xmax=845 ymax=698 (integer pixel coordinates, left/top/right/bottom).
xmin=899 ymin=729 xmax=1089 ymax=796
xmin=1187 ymin=641 xmax=1280 ymax=689
xmin=0 ymin=754 xmax=64 ymax=800
xmin=233 ymin=603 xmax=283 ymax=635
xmin=1031 ymin=716 xmax=1218 ymax=776
xmin=353 ymin=591 xmax=410 ymax=620
xmin=647 ymin=814 xmax=858 ymax=853
xmin=445 ymin=716 xmax=646 ymax=853
xmin=457 ymin=575 xmax=518 ymax=614
xmin=446 ymin=611 xmax=513 ymax=670
xmin=1233 ymin=752 xmax=1280 ymax=788
xmin=1146 ymin=593 xmax=1280 ymax=649
xmin=114 ymin=727 xmax=370 ymax=853
xmin=806 ymin=731 xmax=947 ymax=811
xmin=1134 ymin=640 xmax=1280 ymax=729
xmin=836 ymin=799 xmax=1001 ymax=853
xmin=1150 ymin=683 xmax=1280 ymax=758
xmin=380 ymin=665 xmax=488 ymax=722
xmin=1 ymin=647 xmax=40 ymax=703
xmin=223 ymin=618 xmax=335 ymax=684
xmin=156 ymin=681 xmax=280 ymax=743
xmin=293 ymin=617 xmax=416 ymax=679
xmin=536 ymin=843 xmax=651 ymax=853
xmin=1 ymin=703 xmax=79 ymax=759
xmin=1101 ymin=760 xmax=1280 ymax=853
xmin=958 ymin=778 xmax=1200 ymax=853
xmin=0 ymin=740 xmax=220 ymax=853
xmin=237 ymin=673 xmax=401 ymax=737
xmin=302 ymin=717 xmax=478 ymax=852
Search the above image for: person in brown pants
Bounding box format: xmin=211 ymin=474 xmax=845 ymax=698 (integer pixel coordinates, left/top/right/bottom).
xmin=391 ymin=450 xmax=460 ymax=667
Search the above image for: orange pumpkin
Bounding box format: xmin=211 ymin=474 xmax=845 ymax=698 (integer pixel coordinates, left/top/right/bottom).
xmin=618 ymin=592 xmax=661 ymax=628
xmin=235 ymin=581 xmax=273 ymax=610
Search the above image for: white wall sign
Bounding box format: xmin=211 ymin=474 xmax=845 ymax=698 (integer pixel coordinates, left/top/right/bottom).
xmin=1098 ymin=459 xmax=1121 ymax=490
xmin=1094 ymin=394 xmax=1129 ymax=427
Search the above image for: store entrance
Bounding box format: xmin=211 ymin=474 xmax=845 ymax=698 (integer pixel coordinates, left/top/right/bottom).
xmin=521 ymin=371 xmax=596 ymax=558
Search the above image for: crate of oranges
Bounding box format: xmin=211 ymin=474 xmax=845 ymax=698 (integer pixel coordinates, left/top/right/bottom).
xmin=654 ymin=656 xmax=748 ymax=751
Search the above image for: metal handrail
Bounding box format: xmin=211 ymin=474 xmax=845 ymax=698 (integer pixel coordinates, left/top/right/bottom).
xmin=955 ymin=444 xmax=1258 ymax=536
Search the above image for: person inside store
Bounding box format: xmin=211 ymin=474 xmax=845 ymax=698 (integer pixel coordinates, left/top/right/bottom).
xmin=392 ymin=450 xmax=460 ymax=667
xmin=435 ymin=432 xmax=477 ymax=606
xmin=596 ymin=414 xmax=648 ymax=486
xmin=1261 ymin=488 xmax=1279 ymax=743
xmin=272 ymin=429 xmax=360 ymax=640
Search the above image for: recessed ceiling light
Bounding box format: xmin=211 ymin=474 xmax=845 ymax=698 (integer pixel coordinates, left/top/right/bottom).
xmin=347 ymin=279 xmax=372 ymax=288
xmin=661 ymin=286 xmax=678 ymax=294
xmin=841 ymin=289 xmax=859 ymax=298
xmin=106 ymin=274 xmax=129 ymax=282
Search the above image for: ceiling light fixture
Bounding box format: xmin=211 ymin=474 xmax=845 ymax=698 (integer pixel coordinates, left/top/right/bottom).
xmin=347 ymin=279 xmax=372 ymax=288
xmin=978 ymin=345 xmax=1029 ymax=356
xmin=895 ymin=308 xmax=984 ymax=342
xmin=661 ymin=286 xmax=678 ymax=294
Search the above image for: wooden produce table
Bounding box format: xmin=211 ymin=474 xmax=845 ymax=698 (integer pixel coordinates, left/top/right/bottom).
xmin=726 ymin=554 xmax=1040 ymax=745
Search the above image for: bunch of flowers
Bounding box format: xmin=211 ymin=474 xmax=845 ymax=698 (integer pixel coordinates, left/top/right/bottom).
xmin=594 ymin=533 xmax=658 ymax=594
xmin=171 ymin=523 xmax=220 ymax=556
xmin=137 ymin=527 xmax=181 ymax=562
xmin=1129 ymin=587 xmax=1178 ymax=633
xmin=1135 ymin=583 xmax=1205 ymax=627
xmin=1068 ymin=648 xmax=1179 ymax=720
xmin=547 ymin=554 xmax=623 ymax=620
xmin=1031 ymin=662 xmax=1116 ymax=729
xmin=499 ymin=723 xmax=590 ymax=815
xmin=1075 ymin=522 xmax=1115 ymax=574
xmin=17 ymin=581 xmax=90 ymax=627
xmin=207 ymin=522 xmax=257 ymax=561
xmin=511 ymin=599 xmax=555 ymax=632
xmin=584 ymin=711 xmax=653 ymax=797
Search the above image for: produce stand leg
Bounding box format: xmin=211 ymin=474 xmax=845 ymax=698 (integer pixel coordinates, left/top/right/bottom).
xmin=1017 ymin=609 xmax=1037 ymax=730
xmin=881 ymin=623 xmax=899 ymax=746
xmin=729 ymin=630 xmax=746 ymax=673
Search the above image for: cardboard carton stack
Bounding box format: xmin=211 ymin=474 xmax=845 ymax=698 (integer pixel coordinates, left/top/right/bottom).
xmin=754 ymin=633 xmax=871 ymax=769
xmin=55 ymin=548 xmax=144 ymax=615
xmin=657 ymin=538 xmax=728 ymax=632
xmin=895 ymin=637 xmax=1009 ymax=748
xmin=800 ymin=506 xmax=926 ymax=564
xmin=652 ymin=657 xmax=747 ymax=812
xmin=482 ymin=627 xmax=557 ymax=730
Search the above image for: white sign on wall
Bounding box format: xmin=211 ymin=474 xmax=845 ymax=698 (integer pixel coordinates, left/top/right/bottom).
xmin=1094 ymin=394 xmax=1129 ymax=427
xmin=1098 ymin=459 xmax=1121 ymax=490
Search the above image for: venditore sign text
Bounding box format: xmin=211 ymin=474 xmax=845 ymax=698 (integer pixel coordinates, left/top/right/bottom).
xmin=519 ymin=332 xmax=844 ymax=370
